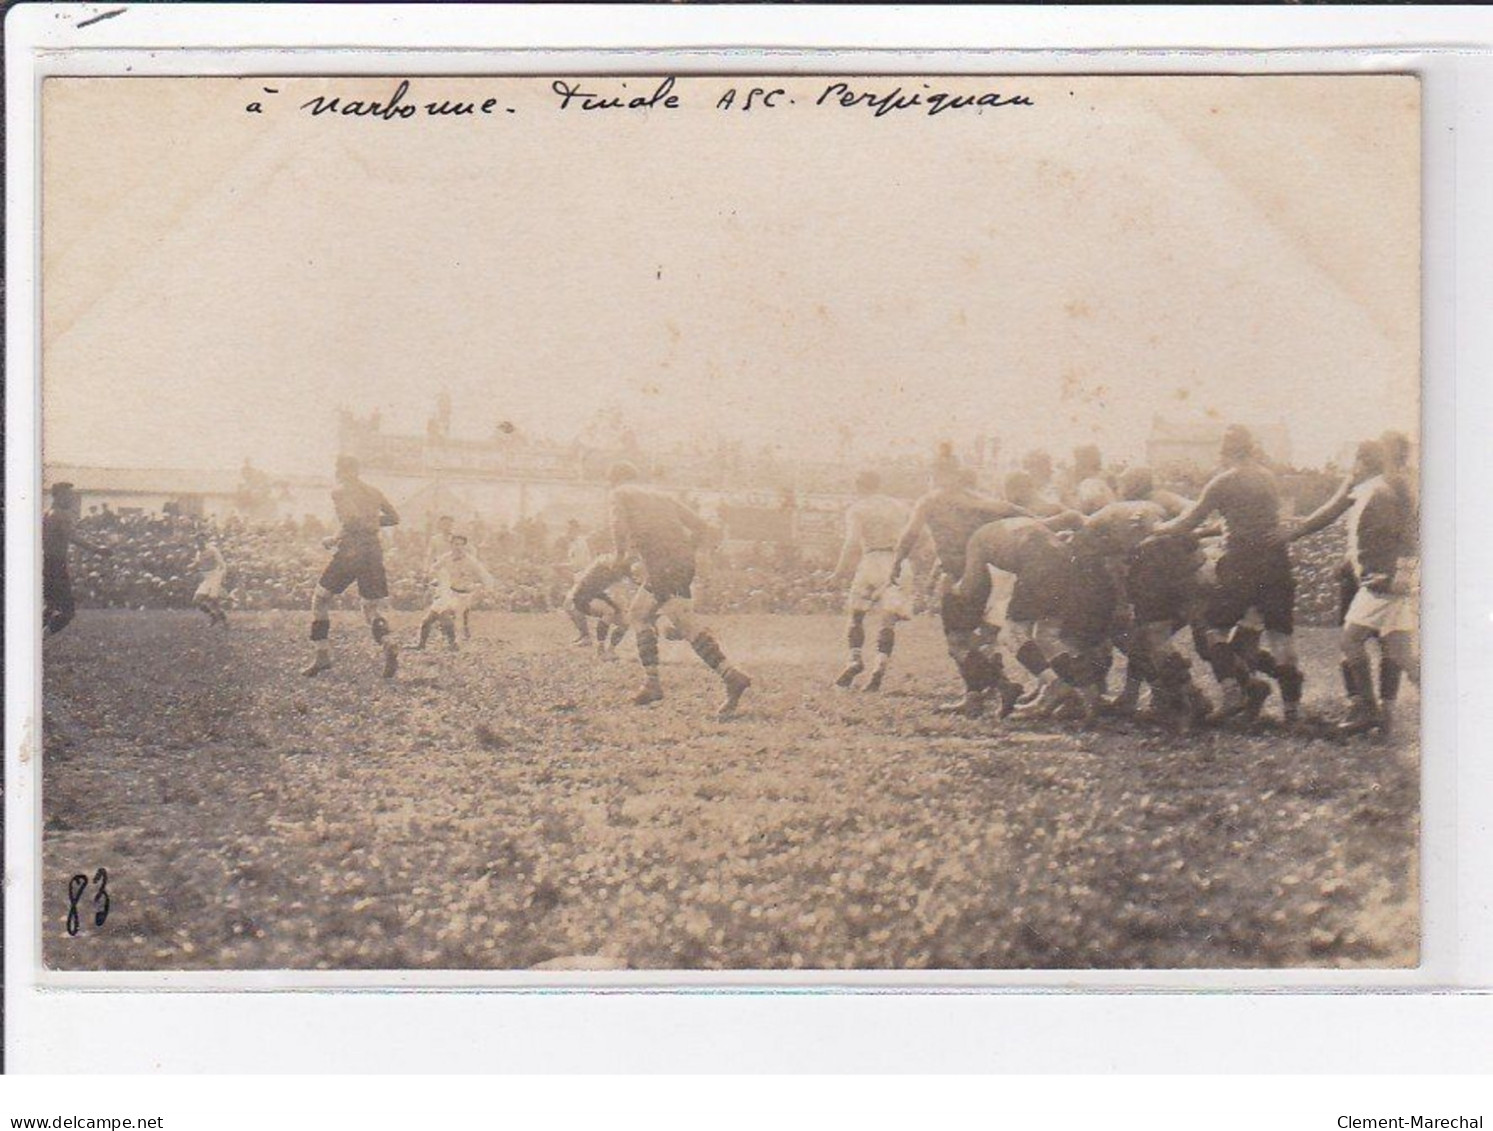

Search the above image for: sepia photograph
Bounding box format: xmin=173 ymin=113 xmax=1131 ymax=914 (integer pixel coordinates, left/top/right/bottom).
xmin=38 ymin=72 xmax=1421 ymax=973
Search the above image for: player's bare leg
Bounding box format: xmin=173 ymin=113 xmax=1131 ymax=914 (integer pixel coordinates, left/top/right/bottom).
xmin=439 ymin=611 xmax=459 ymax=652
xmin=302 ymin=586 xmax=335 ymax=676
xmin=663 ymin=598 xmax=752 ymax=719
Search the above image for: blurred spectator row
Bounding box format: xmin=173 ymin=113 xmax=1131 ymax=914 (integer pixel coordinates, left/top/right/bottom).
xmin=64 ymin=506 xmax=1353 ymax=625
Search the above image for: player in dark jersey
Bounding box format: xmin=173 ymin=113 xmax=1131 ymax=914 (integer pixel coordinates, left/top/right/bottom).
xmin=952 ymin=513 xmax=1093 ymax=719
xmin=1154 ymin=425 xmax=1302 ymax=723
xmin=608 ymin=462 xmax=752 ymax=719
xmin=566 ymin=551 xmax=634 ymax=661
xmin=890 ymin=457 xmax=1027 ymax=716
xmin=1074 ymin=493 xmax=1212 ymax=730
xmin=42 ymin=482 xmax=112 ymax=636
xmin=303 ymin=455 xmax=402 ymax=679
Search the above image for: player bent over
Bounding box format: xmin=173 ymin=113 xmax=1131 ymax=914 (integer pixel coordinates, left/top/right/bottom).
xmin=192 ymin=534 xmax=230 ymax=627
xmin=608 ymin=462 xmax=752 ymax=719
xmin=416 ymin=534 xmax=494 ymax=652
xmin=827 ymin=471 xmax=914 ymax=691
xmin=893 ymin=457 xmax=1027 ymax=717
xmin=1289 ymin=439 xmax=1419 ymax=735
xmin=303 ymin=455 xmax=402 ymax=679
xmin=566 ymin=551 xmax=635 ymax=661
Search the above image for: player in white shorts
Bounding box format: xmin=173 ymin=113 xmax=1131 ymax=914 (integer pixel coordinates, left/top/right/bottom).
xmin=192 ymin=534 xmax=229 ymax=627
xmin=827 ymin=471 xmax=914 ymax=691
xmin=1290 ymin=438 xmax=1419 ymax=734
xmin=416 ymin=534 xmax=495 ymax=652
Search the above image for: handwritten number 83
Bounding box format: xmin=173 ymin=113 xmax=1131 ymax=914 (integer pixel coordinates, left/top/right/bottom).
xmin=65 ymin=868 xmax=110 ymax=936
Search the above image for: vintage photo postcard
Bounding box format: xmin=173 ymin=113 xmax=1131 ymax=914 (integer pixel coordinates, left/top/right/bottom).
xmin=37 ymin=73 xmax=1420 ymax=974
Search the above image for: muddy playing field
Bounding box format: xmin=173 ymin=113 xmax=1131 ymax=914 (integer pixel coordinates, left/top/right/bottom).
xmin=41 ymin=611 xmax=1418 ymax=971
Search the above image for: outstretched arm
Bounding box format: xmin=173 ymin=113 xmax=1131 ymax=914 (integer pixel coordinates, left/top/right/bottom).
xmin=829 ymin=510 xmax=863 ymax=583
xmin=890 ymin=498 xmax=930 ymax=576
xmin=1154 ymin=479 xmax=1220 ymax=538
xmin=1286 ymin=477 xmax=1355 ymax=542
xmin=377 ymin=491 xmax=400 ymax=528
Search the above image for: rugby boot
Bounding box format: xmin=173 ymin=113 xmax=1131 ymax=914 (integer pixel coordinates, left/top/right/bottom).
xmin=717 ymin=668 xmax=753 ymax=720
xmin=936 ymin=691 xmax=986 ymax=717
xmin=301 ymin=653 xmax=333 ymax=678
xmin=1337 ymin=698 xmax=1382 ymax=737
xmin=382 ymin=641 xmax=400 ymax=679
xmin=632 ymin=676 xmax=665 ymax=706
xmin=835 ymin=660 xmax=865 ymax=689
xmin=863 ymin=668 xmax=886 ymax=693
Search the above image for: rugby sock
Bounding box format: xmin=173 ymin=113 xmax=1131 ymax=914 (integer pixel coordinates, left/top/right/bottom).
xmin=847 ymin=612 xmax=866 ymax=660
xmin=1344 ymin=657 xmax=1375 ymax=705
xmin=310 ymin=617 xmax=330 ymax=642
xmin=440 ymin=616 xmax=456 ymax=646
xmin=691 ymin=630 xmax=728 ymax=673
xmin=1341 ymin=660 xmax=1356 ymax=698
xmin=1015 ymin=641 xmax=1050 ymax=678
xmin=1206 ymin=640 xmax=1247 ymax=687
xmin=568 ymin=607 xmax=589 ymax=637
xmin=873 ymin=625 xmax=896 ymax=670
xmin=609 ymin=624 xmax=629 ymax=648
xmin=595 ymin=619 xmax=609 ymax=643
xmin=1276 ymin=663 xmax=1304 ymax=708
xmin=1379 ymin=659 xmax=1402 ymax=703
xmin=636 ymin=626 xmax=660 ymax=674
xmin=418 ymin=614 xmax=435 ymax=649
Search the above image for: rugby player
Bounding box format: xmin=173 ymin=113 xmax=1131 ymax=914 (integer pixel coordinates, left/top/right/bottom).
xmin=1153 ymin=425 xmax=1302 ymax=724
xmin=826 ymin=471 xmax=914 ymax=691
xmin=566 ymin=551 xmax=634 ymax=661
xmin=192 ymin=534 xmax=230 ymax=627
xmin=1290 ymin=439 xmax=1419 ymax=734
xmin=416 ymin=534 xmax=494 ymax=652
xmin=608 ymin=462 xmax=752 ymax=719
xmin=890 ymin=456 xmax=1027 ymax=717
xmin=1073 ymin=488 xmax=1212 ymax=729
xmin=560 ymin=519 xmax=597 ymax=646
xmin=42 ymin=482 xmax=112 ymax=636
xmin=952 ymin=513 xmax=1090 ymax=720
xmin=303 ymin=455 xmax=402 ymax=679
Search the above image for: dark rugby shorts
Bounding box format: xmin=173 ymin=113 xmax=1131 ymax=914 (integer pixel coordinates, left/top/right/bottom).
xmin=1205 ymin=542 xmax=1295 ymax=634
xmin=641 ymin=554 xmax=696 ymax=602
xmin=1005 ymin=544 xmax=1073 ymax=624
xmin=1127 ymin=536 xmax=1201 ymax=627
xmin=319 ymin=536 xmax=390 ymax=601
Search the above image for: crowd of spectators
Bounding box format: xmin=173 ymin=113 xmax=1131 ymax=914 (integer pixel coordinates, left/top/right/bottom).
xmin=66 ymin=488 xmax=1352 ymax=626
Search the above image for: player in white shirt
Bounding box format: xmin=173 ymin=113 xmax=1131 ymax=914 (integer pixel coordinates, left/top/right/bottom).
xmin=192 ymin=535 xmax=229 ymax=627
xmin=425 ymin=515 xmax=471 ymax=640
xmin=826 ymin=472 xmax=915 ymax=691
xmin=415 ymin=535 xmax=494 ymax=652
xmin=559 ymin=521 xmax=597 ymax=645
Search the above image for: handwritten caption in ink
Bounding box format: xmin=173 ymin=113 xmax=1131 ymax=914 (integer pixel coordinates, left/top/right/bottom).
xmin=243 ymin=77 xmax=1034 ymax=121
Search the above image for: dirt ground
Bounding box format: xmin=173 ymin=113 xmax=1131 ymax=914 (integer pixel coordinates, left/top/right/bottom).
xmin=40 ymin=610 xmax=1418 ymax=971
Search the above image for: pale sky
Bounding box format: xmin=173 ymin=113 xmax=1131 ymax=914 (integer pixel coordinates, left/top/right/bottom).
xmin=42 ymin=74 xmax=1420 ymax=475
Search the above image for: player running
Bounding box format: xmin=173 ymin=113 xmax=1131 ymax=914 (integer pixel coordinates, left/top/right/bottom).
xmin=192 ymin=533 xmax=230 ymax=627
xmin=608 ymin=462 xmax=752 ymax=719
xmin=42 ymin=481 xmax=112 ymax=636
xmin=1153 ymin=424 xmax=1303 ymax=724
xmin=415 ymin=534 xmax=494 ymax=652
xmin=565 ymin=550 xmax=635 ymax=661
xmin=1289 ymin=439 xmax=1419 ymax=735
xmin=890 ymin=456 xmax=1027 ymax=717
xmin=559 ymin=520 xmax=598 ymax=646
xmin=303 ymin=455 xmax=402 ymax=679
xmin=826 ymin=472 xmax=914 ymax=691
